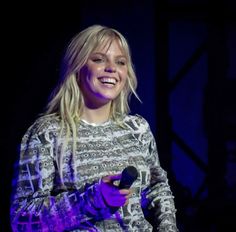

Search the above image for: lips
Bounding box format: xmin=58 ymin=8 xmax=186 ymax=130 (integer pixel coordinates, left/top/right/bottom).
xmin=98 ymin=77 xmax=118 ymax=85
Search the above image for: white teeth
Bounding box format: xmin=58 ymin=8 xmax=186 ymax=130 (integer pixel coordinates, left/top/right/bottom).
xmin=99 ymin=77 xmax=116 ymax=84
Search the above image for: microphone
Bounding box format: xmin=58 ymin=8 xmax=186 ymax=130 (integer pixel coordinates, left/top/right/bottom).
xmin=119 ymin=166 xmax=138 ymax=189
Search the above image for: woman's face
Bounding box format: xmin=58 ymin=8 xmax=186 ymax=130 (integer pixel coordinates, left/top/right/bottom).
xmin=79 ymin=39 xmax=128 ymax=108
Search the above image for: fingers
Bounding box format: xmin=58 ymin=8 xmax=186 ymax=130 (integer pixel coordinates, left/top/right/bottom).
xmin=119 ymin=189 xmax=132 ymax=196
xmin=100 ymin=175 xmax=133 ymax=207
xmin=109 ymin=195 xmax=127 ymax=207
xmin=102 ymin=174 xmax=122 ymax=183
xmin=101 ymin=186 xmax=127 ymax=207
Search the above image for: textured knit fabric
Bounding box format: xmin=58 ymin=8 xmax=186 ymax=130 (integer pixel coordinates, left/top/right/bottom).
xmin=10 ymin=114 xmax=178 ymax=232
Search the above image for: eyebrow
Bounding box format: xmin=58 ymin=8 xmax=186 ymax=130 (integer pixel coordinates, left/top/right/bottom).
xmin=90 ymin=52 xmax=127 ymax=59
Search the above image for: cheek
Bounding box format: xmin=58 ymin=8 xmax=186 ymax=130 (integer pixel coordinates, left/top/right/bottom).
xmin=80 ymin=66 xmax=89 ymax=80
xmin=79 ymin=67 xmax=91 ymax=89
xmin=121 ymin=71 xmax=128 ymax=84
xmin=80 ymin=66 xmax=94 ymax=84
xmin=119 ymin=67 xmax=128 ymax=79
xmin=80 ymin=64 xmax=99 ymax=77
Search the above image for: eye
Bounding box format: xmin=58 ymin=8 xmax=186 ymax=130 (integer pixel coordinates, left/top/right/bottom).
xmin=92 ymin=58 xmax=104 ymax=63
xmin=116 ymin=60 xmax=126 ymax=66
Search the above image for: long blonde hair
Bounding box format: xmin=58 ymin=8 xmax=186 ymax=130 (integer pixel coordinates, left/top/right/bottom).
xmin=45 ymin=25 xmax=140 ymax=183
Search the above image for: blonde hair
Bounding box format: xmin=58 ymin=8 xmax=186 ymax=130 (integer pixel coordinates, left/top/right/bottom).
xmin=45 ymin=25 xmax=140 ymax=183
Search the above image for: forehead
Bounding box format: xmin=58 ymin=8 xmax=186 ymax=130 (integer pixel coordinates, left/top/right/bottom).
xmin=93 ymin=38 xmax=126 ymax=55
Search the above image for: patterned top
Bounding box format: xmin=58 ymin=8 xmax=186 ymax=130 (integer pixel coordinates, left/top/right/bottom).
xmin=10 ymin=114 xmax=178 ymax=232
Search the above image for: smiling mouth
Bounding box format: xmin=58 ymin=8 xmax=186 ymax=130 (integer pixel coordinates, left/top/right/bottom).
xmin=98 ymin=77 xmax=117 ymax=85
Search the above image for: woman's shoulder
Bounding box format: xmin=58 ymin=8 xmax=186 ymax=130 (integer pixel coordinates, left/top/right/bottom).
xmin=123 ymin=114 xmax=150 ymax=131
xmin=26 ymin=113 xmax=61 ymax=136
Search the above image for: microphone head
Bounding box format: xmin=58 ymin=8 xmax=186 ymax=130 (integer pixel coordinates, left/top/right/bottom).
xmin=119 ymin=166 xmax=138 ymax=189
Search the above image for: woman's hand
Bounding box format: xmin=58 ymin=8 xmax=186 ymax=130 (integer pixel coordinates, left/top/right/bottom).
xmin=100 ymin=174 xmax=132 ymax=207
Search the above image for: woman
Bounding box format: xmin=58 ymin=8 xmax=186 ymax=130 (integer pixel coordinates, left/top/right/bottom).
xmin=10 ymin=24 xmax=178 ymax=231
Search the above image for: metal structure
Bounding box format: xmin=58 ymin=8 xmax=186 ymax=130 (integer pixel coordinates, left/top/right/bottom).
xmin=155 ymin=1 xmax=236 ymax=231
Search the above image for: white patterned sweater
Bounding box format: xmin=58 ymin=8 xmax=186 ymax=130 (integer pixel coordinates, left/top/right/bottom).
xmin=10 ymin=114 xmax=178 ymax=232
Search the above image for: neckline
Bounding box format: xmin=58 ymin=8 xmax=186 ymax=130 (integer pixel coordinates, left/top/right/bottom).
xmin=80 ymin=119 xmax=112 ymax=127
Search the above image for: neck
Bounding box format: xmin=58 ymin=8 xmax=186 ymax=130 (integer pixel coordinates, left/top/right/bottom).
xmin=81 ymin=102 xmax=111 ymax=124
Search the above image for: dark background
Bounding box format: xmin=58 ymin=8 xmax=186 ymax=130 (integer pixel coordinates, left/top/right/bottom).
xmin=1 ymin=1 xmax=236 ymax=231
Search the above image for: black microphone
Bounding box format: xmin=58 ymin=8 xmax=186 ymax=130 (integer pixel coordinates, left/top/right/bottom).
xmin=119 ymin=166 xmax=138 ymax=189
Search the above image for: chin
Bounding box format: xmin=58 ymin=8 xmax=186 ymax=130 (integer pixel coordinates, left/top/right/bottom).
xmin=105 ymin=94 xmax=120 ymax=101
xmin=99 ymin=92 xmax=119 ymax=100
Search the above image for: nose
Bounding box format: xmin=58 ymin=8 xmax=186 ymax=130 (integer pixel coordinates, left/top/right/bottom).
xmin=105 ymin=62 xmax=116 ymax=73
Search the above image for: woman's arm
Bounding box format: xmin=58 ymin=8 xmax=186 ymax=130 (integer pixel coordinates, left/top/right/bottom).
xmin=137 ymin=117 xmax=178 ymax=232
xmin=10 ymin=127 xmax=109 ymax=232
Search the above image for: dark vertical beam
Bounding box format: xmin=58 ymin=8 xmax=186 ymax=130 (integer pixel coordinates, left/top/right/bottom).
xmin=155 ymin=4 xmax=188 ymax=230
xmin=155 ymin=2 xmax=172 ymax=172
xmin=205 ymin=1 xmax=228 ymax=228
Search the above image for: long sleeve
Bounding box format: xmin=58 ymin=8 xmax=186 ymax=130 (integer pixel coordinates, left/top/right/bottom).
xmin=10 ymin=122 xmax=109 ymax=232
xmin=138 ymin=118 xmax=178 ymax=232
xmin=145 ymin=144 xmax=178 ymax=232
